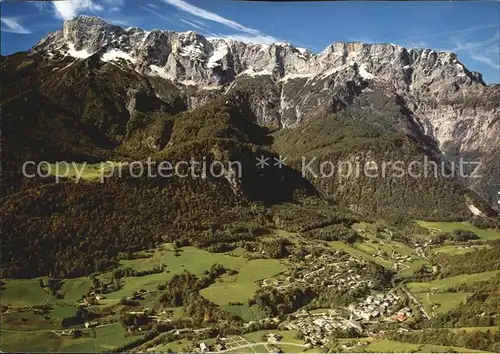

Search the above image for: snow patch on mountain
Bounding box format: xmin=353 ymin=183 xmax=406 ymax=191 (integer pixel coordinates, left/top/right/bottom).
xmin=66 ymin=42 xmax=92 ymax=59
xmin=149 ymin=65 xmax=170 ymax=80
xmin=279 ymin=73 xmax=314 ymax=82
xmin=180 ymin=43 xmax=205 ymax=59
xmin=359 ymin=64 xmax=376 ymax=79
xmin=102 ymin=49 xmax=136 ymax=63
xmin=207 ymin=46 xmax=227 ymax=69
xmin=240 ymin=68 xmax=273 ymax=77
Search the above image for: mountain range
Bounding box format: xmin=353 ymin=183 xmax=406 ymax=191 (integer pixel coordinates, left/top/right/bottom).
xmin=30 ymin=16 xmax=499 ymax=206
xmin=1 ymin=15 xmax=499 ymax=278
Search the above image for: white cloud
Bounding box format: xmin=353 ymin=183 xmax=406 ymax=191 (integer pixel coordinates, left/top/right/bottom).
xmin=52 ymin=0 xmax=103 ymax=21
xmin=405 ymin=40 xmax=429 ymax=49
xmin=403 ymin=24 xmax=498 ymax=41
xmin=218 ymin=34 xmax=281 ymax=45
xmin=1 ymin=17 xmax=31 ymax=34
xmin=147 ymin=3 xmax=160 ymax=10
xmin=139 ymin=5 xmax=176 ymax=24
xmin=52 ymin=0 xmax=126 ymax=21
xmin=32 ymin=2 xmax=49 ymax=11
xmin=469 ymin=51 xmax=500 ymax=70
xmin=102 ymin=17 xmax=129 ymax=26
xmin=185 ymin=17 xmax=209 ymax=28
xmin=179 ymin=18 xmax=206 ymax=31
xmin=451 ymin=30 xmax=500 ymax=69
xmin=348 ymin=37 xmax=376 ymax=44
xmin=163 ymin=0 xmax=280 ymax=43
xmin=103 ymin=0 xmax=124 ymax=5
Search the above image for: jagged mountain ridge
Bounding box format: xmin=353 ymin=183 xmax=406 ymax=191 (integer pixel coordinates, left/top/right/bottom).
xmin=35 ymin=16 xmax=484 ymax=89
xmin=18 ymin=16 xmax=500 ymax=210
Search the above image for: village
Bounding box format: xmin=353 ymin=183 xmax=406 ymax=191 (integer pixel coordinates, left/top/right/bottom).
xmin=277 ymin=291 xmax=413 ymax=348
xmin=179 ymin=251 xmax=421 ymax=353
xmin=261 ymin=251 xmax=375 ymax=293
xmin=2 ymin=237 xmax=429 ymax=353
xmin=184 ymin=294 xmax=415 ymax=354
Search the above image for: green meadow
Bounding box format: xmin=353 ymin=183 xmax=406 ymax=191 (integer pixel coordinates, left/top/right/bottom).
xmin=0 ymin=323 xmax=142 ymax=353
xmin=406 ymin=270 xmax=500 ymax=293
xmin=1 ymin=243 xmax=286 ymax=348
xmin=431 ymin=244 xmax=491 ymax=255
xmin=105 ymin=245 xmax=286 ymax=304
xmin=406 ymin=270 xmax=499 ymax=316
xmin=243 ymin=330 xmax=303 ymax=344
xmin=416 ymin=292 xmax=472 ymax=316
xmin=152 ymin=338 xmax=191 ymax=352
xmin=219 ymin=303 xmax=266 ymax=322
xmin=328 ymin=241 xmax=393 ymax=268
xmin=363 ymin=338 xmax=488 ymax=353
xmin=449 ymin=326 xmax=499 ymax=333
xmin=44 ymin=162 xmax=120 ymax=182
xmin=1 ymin=278 xmax=49 ymax=308
xmin=416 ymin=221 xmax=500 ymax=241
xmin=0 ymin=331 xmax=64 ymax=353
xmin=200 ymin=258 xmax=286 ymax=305
xmin=329 ymin=238 xmax=430 ymax=277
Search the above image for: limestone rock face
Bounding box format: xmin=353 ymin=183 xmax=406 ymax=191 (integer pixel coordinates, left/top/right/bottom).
xmin=32 ymin=16 xmax=500 ymax=209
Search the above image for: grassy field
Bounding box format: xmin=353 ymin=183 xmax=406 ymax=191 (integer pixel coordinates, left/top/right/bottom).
xmin=93 ymin=323 xmax=140 ymax=351
xmin=328 ymin=241 xmax=394 ymax=268
xmin=329 ymin=239 xmax=430 ymax=277
xmin=241 ymin=329 xmax=306 ymax=353
xmin=227 ymin=344 xmax=267 ymax=353
xmin=97 ymin=245 xmax=285 ymax=303
xmin=336 ymin=222 xmax=434 ymax=277
xmin=407 ymin=270 xmax=499 ymax=316
xmin=0 ymin=324 xmax=141 ymax=353
xmin=406 ymin=270 xmax=500 ymax=293
xmin=0 ymin=331 xmax=64 ymax=352
xmin=45 ymin=162 xmax=120 ymax=182
xmin=58 ymin=338 xmax=97 ymax=353
xmin=57 ymin=278 xmax=93 ymax=304
xmin=243 ymin=330 xmax=303 ymax=344
xmin=220 ymin=304 xmax=266 ymax=322
xmin=200 ymin=258 xmax=286 ymax=306
xmin=1 ymin=278 xmax=50 ymax=307
xmin=1 ymin=277 xmax=94 ymax=334
xmin=416 ymin=221 xmax=500 ymax=241
xmin=416 ymin=291 xmax=472 ymax=316
xmin=1 ymin=276 xmax=92 ymax=308
xmin=1 ymin=245 xmax=286 ymax=352
xmin=431 ymin=244 xmax=491 ymax=255
xmin=363 ymin=338 xmax=488 ymax=353
xmin=449 ymin=326 xmax=499 ymax=333
xmin=1 ymin=309 xmax=66 ymax=332
xmin=152 ymin=338 xmax=191 ymax=352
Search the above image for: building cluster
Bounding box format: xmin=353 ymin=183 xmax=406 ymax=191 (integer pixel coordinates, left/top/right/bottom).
xmin=273 ymin=291 xmax=413 ymax=348
xmin=347 ymin=292 xmax=411 ymax=322
xmin=283 ymin=310 xmax=363 ymax=347
xmin=263 ymin=252 xmax=374 ymax=293
xmin=243 ymin=316 xmax=281 ymax=329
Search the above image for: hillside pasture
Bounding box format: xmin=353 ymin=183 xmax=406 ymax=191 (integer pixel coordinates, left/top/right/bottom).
xmin=416 ymin=221 xmax=500 ymax=241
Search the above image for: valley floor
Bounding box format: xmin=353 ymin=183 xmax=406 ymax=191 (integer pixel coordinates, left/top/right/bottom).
xmin=1 ymin=221 xmax=499 ymax=353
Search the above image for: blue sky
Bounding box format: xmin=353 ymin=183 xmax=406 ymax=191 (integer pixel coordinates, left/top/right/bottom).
xmin=1 ymin=0 xmax=499 ymax=83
